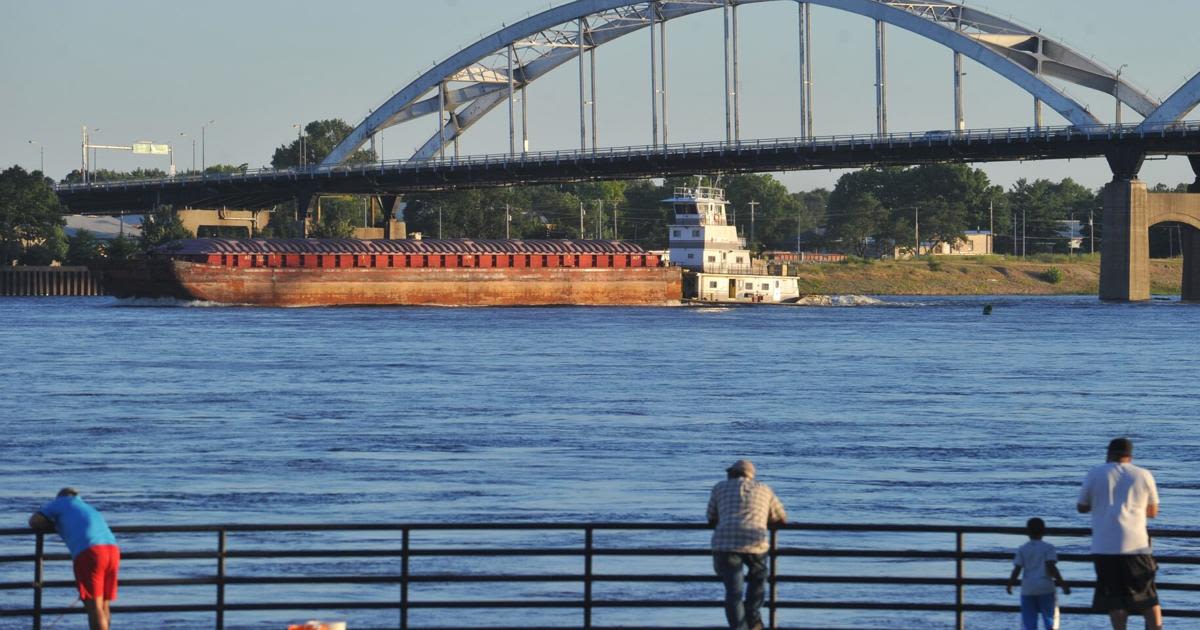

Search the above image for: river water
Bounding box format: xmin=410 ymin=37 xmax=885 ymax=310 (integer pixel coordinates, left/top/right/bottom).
xmin=2 ymin=295 xmax=1199 ymax=629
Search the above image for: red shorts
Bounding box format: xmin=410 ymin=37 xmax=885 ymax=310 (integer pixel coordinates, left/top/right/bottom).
xmin=73 ymin=545 xmax=120 ymax=601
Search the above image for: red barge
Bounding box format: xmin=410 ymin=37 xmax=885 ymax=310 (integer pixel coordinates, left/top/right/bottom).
xmin=107 ymin=238 xmax=681 ymax=307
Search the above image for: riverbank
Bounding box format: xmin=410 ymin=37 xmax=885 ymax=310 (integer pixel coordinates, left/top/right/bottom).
xmin=792 ymin=254 xmax=1182 ymax=296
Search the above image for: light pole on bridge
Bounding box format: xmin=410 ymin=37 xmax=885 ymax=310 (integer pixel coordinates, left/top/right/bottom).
xmin=1114 ymin=64 xmax=1128 ymax=126
xmin=179 ymin=132 xmax=195 ymax=173
xmin=27 ymin=140 xmax=43 ymax=174
xmin=201 ymin=120 xmax=215 ymax=172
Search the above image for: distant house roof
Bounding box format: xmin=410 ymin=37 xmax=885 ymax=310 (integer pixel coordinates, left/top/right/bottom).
xmin=64 ymin=215 xmax=142 ymax=240
xmin=154 ymin=238 xmax=651 ymax=256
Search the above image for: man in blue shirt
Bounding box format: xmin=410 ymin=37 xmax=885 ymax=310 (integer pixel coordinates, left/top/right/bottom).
xmin=29 ymin=488 xmax=120 ymax=630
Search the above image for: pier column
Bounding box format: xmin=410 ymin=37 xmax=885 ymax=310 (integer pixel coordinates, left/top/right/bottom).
xmin=1182 ymin=156 xmax=1200 ymax=301
xmin=1100 ymin=179 xmax=1150 ymax=301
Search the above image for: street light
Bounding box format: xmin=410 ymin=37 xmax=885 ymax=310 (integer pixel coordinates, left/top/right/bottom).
xmin=1114 ymin=64 xmax=1128 ymax=126
xmin=292 ymin=123 xmax=306 ymax=168
xmin=90 ymin=128 xmax=103 ymax=173
xmin=179 ymin=132 xmax=195 ymax=172
xmin=27 ymin=140 xmax=43 ymax=174
xmin=201 ymin=119 xmax=215 ymax=171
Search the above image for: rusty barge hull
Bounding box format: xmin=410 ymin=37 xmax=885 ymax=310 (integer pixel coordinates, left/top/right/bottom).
xmin=110 ymin=238 xmax=682 ymax=307
xmin=162 ymin=262 xmax=681 ymax=306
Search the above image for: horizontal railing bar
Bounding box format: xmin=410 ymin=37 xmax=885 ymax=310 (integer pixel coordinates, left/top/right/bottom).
xmin=5 ymin=572 xmax=1200 ymax=592
xmin=7 ymin=521 xmax=1200 ymax=537
xmin=6 ymin=600 xmax=1200 ymax=619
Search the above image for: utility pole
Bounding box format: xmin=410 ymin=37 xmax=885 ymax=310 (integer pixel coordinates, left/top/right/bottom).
xmin=580 ymin=201 xmax=585 ymax=237
xmin=1089 ymin=210 xmax=1095 ymax=254
xmin=613 ymin=205 xmax=618 ymax=239
xmin=505 ymin=204 xmax=511 ymax=239
xmin=597 ymin=200 xmax=604 ymax=239
xmin=1021 ymin=208 xmax=1027 ymax=258
xmin=989 ymin=200 xmax=994 ymax=254
xmin=914 ymin=207 xmax=920 ymax=257
xmin=748 ymin=200 xmax=759 ymax=248
xmin=1013 ymin=213 xmax=1018 ymax=257
xmin=438 ymin=206 xmax=443 ymax=239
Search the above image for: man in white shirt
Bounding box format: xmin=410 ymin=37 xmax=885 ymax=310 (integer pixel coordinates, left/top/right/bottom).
xmin=1077 ymin=437 xmax=1162 ymax=630
xmin=707 ymin=459 xmax=787 ymax=630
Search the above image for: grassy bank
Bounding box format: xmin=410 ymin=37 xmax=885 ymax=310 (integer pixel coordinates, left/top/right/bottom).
xmin=792 ymin=254 xmax=1182 ymax=296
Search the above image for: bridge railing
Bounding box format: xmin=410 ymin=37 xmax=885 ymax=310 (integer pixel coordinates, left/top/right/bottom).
xmin=53 ymin=121 xmax=1200 ymax=193
xmin=2 ymin=521 xmax=1200 ymax=629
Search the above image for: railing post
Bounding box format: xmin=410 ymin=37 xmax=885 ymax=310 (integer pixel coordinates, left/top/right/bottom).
xmin=216 ymin=529 xmax=227 ymax=630
xmin=33 ymin=532 xmax=44 ymax=630
xmin=401 ymin=527 xmax=410 ymax=630
xmin=769 ymin=527 xmax=779 ymax=630
xmin=583 ymin=527 xmax=594 ymax=629
xmin=955 ymin=530 xmax=965 ymax=630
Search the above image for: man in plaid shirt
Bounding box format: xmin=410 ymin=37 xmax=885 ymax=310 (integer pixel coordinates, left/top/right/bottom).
xmin=707 ymin=459 xmax=788 ymax=630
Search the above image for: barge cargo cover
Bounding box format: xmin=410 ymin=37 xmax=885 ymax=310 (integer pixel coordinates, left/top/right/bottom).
xmin=107 ymin=238 xmax=682 ymax=307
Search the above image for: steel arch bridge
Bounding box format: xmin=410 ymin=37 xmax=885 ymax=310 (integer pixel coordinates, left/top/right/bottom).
xmin=322 ymin=0 xmax=1200 ymax=167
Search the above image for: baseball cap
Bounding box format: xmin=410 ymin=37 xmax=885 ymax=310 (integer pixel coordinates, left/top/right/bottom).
xmin=726 ymin=459 xmax=756 ymax=478
xmin=57 ymin=487 xmax=79 ymax=498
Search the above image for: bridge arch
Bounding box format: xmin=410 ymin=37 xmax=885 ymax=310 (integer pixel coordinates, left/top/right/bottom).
xmin=1140 ymin=71 xmax=1200 ymax=129
xmin=323 ymin=0 xmax=1155 ymax=166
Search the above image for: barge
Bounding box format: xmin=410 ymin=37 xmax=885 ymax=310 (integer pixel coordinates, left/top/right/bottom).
xmin=107 ymin=238 xmax=681 ymax=307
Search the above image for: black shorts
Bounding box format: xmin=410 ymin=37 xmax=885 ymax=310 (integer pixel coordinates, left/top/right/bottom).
xmin=1092 ymin=554 xmax=1159 ymax=612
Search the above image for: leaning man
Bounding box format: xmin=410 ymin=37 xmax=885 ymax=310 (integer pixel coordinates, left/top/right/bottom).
xmin=1077 ymin=438 xmax=1162 ymax=630
xmin=707 ymin=459 xmax=787 ymax=630
xmin=29 ymin=488 xmax=120 ymax=630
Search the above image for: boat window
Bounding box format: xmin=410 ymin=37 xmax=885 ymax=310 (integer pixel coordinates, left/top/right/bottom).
xmin=775 ymin=281 xmax=780 ymax=287
xmin=745 ymin=282 xmax=754 ymax=289
xmin=707 ymin=256 xmax=716 ymax=263
xmin=708 ymin=281 xmax=718 ymax=289
xmin=761 ymin=283 xmax=770 ymax=290
xmin=692 ymin=230 xmax=700 ymax=237
xmin=672 ymin=230 xmax=680 ymax=237
xmin=736 ymin=257 xmax=744 ymax=263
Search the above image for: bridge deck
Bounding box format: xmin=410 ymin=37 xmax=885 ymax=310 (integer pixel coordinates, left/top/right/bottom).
xmin=55 ymin=123 xmax=1200 ymax=214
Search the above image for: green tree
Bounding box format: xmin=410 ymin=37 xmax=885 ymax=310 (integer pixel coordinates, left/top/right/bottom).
xmin=66 ymin=229 xmax=105 ymax=266
xmin=1007 ymin=178 xmax=1096 ymax=254
xmin=271 ymin=119 xmax=376 ymax=168
xmin=61 ymin=168 xmax=169 ymax=184
xmin=140 ymin=206 xmax=193 ymax=250
xmin=0 ymin=165 xmax=64 ymax=264
xmin=105 ymin=235 xmax=140 ymax=261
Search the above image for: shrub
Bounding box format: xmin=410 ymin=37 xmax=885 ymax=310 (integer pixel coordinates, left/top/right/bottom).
xmin=1042 ymin=266 xmax=1064 ymax=284
xmin=926 ymin=258 xmax=943 ymax=272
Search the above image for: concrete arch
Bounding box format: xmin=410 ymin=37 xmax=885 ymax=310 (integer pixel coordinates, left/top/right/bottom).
xmin=1140 ymin=71 xmax=1200 ymax=129
xmin=323 ymin=0 xmax=1140 ymax=165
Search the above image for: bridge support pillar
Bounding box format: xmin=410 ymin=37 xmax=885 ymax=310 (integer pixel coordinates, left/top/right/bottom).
xmin=1099 ymin=178 xmax=1151 ymax=302
xmin=1182 ymin=156 xmax=1200 ymax=302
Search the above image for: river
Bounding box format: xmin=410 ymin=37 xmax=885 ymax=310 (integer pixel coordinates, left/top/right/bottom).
xmin=2 ymin=295 xmax=1199 ymax=629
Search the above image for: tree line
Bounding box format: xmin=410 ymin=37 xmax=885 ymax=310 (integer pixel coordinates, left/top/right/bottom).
xmin=1 ymin=117 xmax=1194 ymax=265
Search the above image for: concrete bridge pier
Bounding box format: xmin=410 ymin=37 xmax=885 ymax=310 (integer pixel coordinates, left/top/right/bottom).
xmin=1099 ymin=150 xmax=1149 ymax=301
xmin=1182 ymin=155 xmax=1200 ymax=302
xmin=1100 ymin=153 xmax=1200 ymax=302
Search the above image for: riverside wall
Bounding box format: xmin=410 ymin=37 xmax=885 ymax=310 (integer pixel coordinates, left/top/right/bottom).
xmin=0 ymin=266 xmax=106 ymax=297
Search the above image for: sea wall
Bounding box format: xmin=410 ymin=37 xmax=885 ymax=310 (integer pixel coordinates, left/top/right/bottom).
xmin=0 ymin=266 xmax=105 ymax=297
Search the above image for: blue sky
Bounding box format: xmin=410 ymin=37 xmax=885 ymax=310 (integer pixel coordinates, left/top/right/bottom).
xmin=2 ymin=0 xmax=1198 ymax=192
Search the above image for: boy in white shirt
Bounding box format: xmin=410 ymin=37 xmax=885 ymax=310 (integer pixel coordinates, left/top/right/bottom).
xmin=1007 ymin=517 xmax=1071 ymax=630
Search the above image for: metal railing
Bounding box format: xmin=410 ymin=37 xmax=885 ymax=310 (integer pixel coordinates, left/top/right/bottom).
xmin=3 ymin=522 xmax=1199 ymax=629
xmin=53 ymin=121 xmax=1200 ymax=193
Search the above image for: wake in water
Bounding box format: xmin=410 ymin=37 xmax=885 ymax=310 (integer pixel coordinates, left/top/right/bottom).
xmin=113 ymin=297 xmax=240 ymax=308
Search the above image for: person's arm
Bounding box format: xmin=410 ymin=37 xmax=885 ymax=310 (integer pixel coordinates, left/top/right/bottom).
xmin=706 ymin=491 xmax=719 ymax=527
xmin=1046 ymin=561 xmax=1070 ymax=595
xmin=1077 ymin=471 xmax=1093 ymax=513
xmin=1006 ymin=566 xmax=1021 ymax=595
xmin=1146 ymin=503 xmax=1159 ymax=518
xmin=768 ymin=493 xmax=787 ymax=526
xmin=1146 ymin=473 xmax=1160 ymax=519
xmin=28 ymin=512 xmax=53 ymax=532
